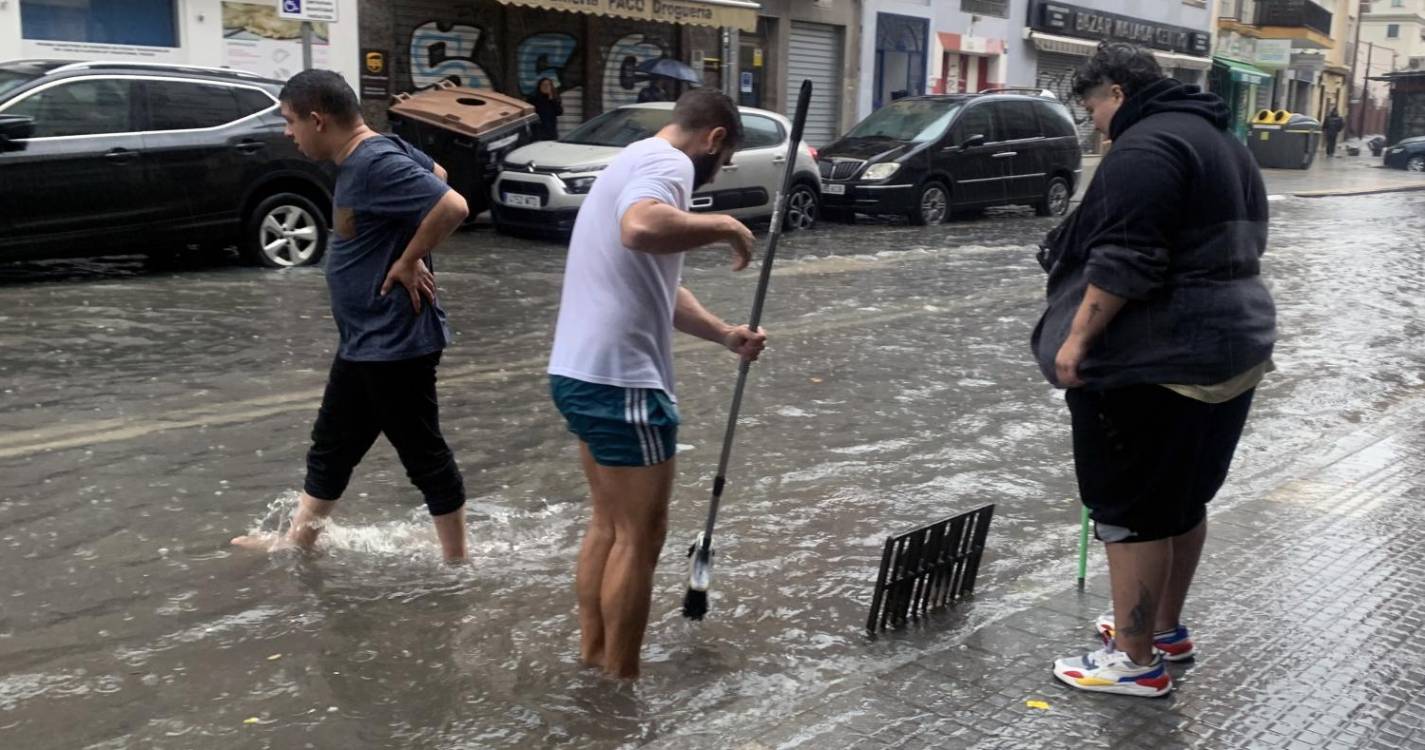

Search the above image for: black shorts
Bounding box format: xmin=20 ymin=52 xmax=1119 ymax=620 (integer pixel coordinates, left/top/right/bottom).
xmin=304 ymin=352 xmax=465 ymax=516
xmin=1066 ymin=385 xmax=1254 ymax=543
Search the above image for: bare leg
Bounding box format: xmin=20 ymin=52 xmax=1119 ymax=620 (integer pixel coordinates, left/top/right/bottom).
xmin=1104 ymin=538 xmax=1172 ymax=665
xmin=589 ymin=457 xmax=675 ymax=680
xmin=1156 ymin=518 xmax=1206 ymax=631
xmin=575 ymin=443 xmax=615 ymax=668
xmin=432 ymin=507 xmax=469 ymax=563
xmin=231 ymin=492 xmax=336 ymax=551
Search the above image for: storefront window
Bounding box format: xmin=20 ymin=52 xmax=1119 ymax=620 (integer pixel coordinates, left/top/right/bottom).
xmin=874 ymin=13 xmax=928 ymax=111
xmin=20 ymin=0 xmax=179 ymax=48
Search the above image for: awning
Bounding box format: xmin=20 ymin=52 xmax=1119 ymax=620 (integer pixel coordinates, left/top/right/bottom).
xmin=1027 ymin=31 xmax=1211 ymax=72
xmin=1213 ymin=57 xmax=1271 ymax=86
xmin=1026 ymin=31 xmax=1098 ymax=58
xmin=1154 ymin=50 xmax=1213 ymax=72
xmin=495 ymin=0 xmax=759 ymax=32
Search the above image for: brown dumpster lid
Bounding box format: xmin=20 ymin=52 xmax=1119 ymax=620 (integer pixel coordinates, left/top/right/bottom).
xmin=388 ymin=81 xmax=536 ymax=138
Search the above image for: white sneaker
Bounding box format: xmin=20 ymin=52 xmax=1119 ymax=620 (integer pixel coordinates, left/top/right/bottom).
xmin=1053 ymin=643 xmax=1173 ymax=697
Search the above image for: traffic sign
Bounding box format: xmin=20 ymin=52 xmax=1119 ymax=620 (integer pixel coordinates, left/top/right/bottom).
xmin=278 ymin=0 xmax=339 ymax=23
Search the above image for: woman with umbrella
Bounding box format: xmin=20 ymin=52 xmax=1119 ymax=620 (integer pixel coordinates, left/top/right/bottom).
xmin=529 ymin=77 xmax=563 ymax=141
xmin=636 ymin=57 xmax=702 ymax=103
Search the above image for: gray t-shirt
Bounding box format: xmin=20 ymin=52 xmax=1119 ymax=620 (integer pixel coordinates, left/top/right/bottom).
xmin=327 ymin=134 xmax=452 ymax=361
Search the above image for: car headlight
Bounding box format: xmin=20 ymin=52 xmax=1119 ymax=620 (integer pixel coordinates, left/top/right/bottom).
xmin=861 ymin=163 xmax=901 ymax=181
xmin=563 ymin=175 xmax=598 ymax=194
xmin=1389 ymin=147 xmax=1404 ymax=153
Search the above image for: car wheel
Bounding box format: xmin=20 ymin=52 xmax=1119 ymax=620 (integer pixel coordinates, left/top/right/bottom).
xmin=1036 ymin=176 xmax=1072 ymax=217
xmin=783 ymin=183 xmax=819 ymax=231
xmin=909 ymin=181 xmax=949 ymax=226
xmin=241 ymin=193 xmax=328 ymax=268
xmin=1408 ymin=155 xmax=1425 ymax=173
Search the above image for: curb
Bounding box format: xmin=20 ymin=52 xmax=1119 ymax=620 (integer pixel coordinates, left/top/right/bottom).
xmin=1288 ymin=182 xmax=1425 ymax=198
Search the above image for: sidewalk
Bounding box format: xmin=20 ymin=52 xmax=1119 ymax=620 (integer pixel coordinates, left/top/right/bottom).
xmin=1075 ymin=150 xmax=1425 ymax=201
xmin=646 ymin=394 xmax=1425 ymax=750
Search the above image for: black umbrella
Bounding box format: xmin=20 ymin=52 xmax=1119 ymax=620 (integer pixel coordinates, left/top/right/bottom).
xmin=636 ymin=57 xmax=703 ymax=85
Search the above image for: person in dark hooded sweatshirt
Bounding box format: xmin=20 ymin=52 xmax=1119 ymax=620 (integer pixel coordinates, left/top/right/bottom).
xmin=1033 ymin=43 xmax=1276 ymax=697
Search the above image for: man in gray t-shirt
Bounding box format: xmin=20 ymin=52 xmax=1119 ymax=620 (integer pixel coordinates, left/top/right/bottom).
xmin=232 ymin=70 xmax=472 ymax=562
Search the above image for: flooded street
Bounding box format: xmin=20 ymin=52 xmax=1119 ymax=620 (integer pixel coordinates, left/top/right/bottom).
xmin=2 ymin=192 xmax=1424 ymax=749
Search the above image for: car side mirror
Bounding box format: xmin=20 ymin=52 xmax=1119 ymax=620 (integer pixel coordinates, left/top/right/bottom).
xmin=0 ymin=115 xmax=34 ymax=153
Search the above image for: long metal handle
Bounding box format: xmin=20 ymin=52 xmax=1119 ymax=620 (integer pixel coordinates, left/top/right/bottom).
xmin=698 ymin=79 xmax=814 ymax=550
xmin=992 ymin=151 xmax=1018 ymax=159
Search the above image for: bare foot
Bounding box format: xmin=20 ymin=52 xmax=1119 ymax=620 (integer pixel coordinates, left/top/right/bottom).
xmin=230 ymin=532 xmax=295 ymax=552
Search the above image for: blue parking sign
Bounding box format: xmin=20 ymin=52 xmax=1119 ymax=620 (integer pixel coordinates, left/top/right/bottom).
xmin=283 ymin=0 xmax=301 ymax=11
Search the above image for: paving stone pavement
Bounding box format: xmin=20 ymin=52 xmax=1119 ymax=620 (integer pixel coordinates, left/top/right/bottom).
xmin=644 ymin=395 xmax=1425 ymax=749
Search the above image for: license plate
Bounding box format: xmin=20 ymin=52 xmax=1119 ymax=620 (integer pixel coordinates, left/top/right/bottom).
xmin=504 ymin=193 xmax=541 ymax=208
xmin=824 ymin=183 xmax=846 ymax=195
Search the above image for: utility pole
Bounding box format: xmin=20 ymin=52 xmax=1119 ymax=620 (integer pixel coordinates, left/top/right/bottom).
xmin=1357 ymin=41 xmax=1374 ymax=135
xmin=1346 ymin=0 xmax=1367 ymax=137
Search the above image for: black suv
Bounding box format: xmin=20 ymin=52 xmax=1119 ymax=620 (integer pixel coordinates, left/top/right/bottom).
xmin=0 ymin=60 xmax=333 ymax=267
xmin=817 ymin=91 xmax=1082 ymax=225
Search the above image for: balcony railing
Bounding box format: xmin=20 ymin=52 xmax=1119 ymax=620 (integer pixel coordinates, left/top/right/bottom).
xmin=1255 ymin=0 xmax=1334 ymax=37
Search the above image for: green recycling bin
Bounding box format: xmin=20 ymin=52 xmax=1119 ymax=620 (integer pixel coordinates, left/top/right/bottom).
xmin=1248 ymin=109 xmax=1322 ymax=169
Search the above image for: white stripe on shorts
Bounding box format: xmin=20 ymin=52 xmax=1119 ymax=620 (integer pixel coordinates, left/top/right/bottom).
xmin=641 ymin=390 xmax=663 ymax=464
xmin=627 ymin=388 xmax=653 ymax=465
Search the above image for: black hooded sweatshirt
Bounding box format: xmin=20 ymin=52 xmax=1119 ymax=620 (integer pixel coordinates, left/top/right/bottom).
xmin=1031 ymin=78 xmax=1277 ymax=390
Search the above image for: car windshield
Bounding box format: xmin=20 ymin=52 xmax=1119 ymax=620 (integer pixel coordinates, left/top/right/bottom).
xmin=843 ymin=100 xmax=962 ymax=143
xmin=562 ymin=108 xmax=673 ymax=147
xmin=0 ymin=69 xmax=39 ymax=99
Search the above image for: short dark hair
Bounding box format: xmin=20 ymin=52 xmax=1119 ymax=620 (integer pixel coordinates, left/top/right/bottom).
xmin=279 ymin=69 xmax=361 ymax=124
xmin=671 ymin=87 xmax=742 ymax=148
xmin=1071 ymin=42 xmax=1165 ymax=100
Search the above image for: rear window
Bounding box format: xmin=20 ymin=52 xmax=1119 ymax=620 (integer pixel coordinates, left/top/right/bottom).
xmin=739 ymin=114 xmax=783 ymax=150
xmin=1034 ymin=101 xmax=1076 ymax=139
xmin=145 ymin=81 xmax=243 ymax=131
xmin=563 ymin=107 xmax=673 ymax=147
xmin=235 ymin=88 xmax=276 ymax=117
xmin=995 ymin=100 xmax=1041 ymax=141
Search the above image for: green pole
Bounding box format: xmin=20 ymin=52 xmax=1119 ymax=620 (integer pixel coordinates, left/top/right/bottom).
xmin=1077 ymin=504 xmax=1090 ymax=590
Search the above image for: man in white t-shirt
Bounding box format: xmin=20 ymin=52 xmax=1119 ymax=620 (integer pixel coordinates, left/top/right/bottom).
xmin=548 ymin=89 xmax=766 ymax=680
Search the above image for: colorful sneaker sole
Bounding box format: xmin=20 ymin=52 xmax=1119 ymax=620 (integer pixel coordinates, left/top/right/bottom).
xmin=1053 ymin=665 xmax=1174 ymax=698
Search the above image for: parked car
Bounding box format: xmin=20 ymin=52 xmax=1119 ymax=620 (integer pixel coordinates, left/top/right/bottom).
xmin=816 ymin=91 xmax=1082 ymax=225
xmin=0 ymin=59 xmax=334 ymax=267
xmin=1384 ymin=136 xmax=1425 ymax=172
xmin=491 ymin=102 xmax=820 ymax=237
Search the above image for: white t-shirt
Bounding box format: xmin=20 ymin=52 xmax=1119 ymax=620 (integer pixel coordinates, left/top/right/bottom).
xmin=548 ymin=137 xmax=694 ymax=399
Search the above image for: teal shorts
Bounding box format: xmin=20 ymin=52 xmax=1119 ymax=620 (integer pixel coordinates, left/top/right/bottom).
xmin=550 ymin=375 xmax=680 ymax=467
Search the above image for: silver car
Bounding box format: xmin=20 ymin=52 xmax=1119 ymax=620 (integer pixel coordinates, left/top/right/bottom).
xmin=491 ymin=103 xmax=821 ymax=237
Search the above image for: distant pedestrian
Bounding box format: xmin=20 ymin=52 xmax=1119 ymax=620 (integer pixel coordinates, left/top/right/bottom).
xmin=530 ymin=77 xmax=563 ymax=141
xmin=1324 ymin=109 xmax=1345 ymax=157
xmin=637 ymin=80 xmax=669 ymax=103
xmin=1032 ymin=43 xmax=1277 ymax=697
xmin=232 ymin=70 xmax=472 ymax=562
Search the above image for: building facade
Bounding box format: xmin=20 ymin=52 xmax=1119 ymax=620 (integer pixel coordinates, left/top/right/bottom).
xmin=1213 ymin=0 xmax=1342 ymax=138
xmin=2 ymin=0 xmax=364 ymax=89
xmin=725 ymin=0 xmax=862 ymax=148
xmin=355 ymin=0 xmax=778 ymax=136
xmin=1015 ymin=0 xmax=1215 ymax=150
xmin=1360 ymin=0 xmax=1425 ymax=70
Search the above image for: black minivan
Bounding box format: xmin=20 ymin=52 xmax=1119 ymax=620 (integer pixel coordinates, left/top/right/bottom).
xmin=817 ymin=92 xmax=1082 ymax=225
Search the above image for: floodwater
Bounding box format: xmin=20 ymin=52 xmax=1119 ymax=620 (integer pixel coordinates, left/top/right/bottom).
xmin=1 ymin=193 xmax=1423 ymax=748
